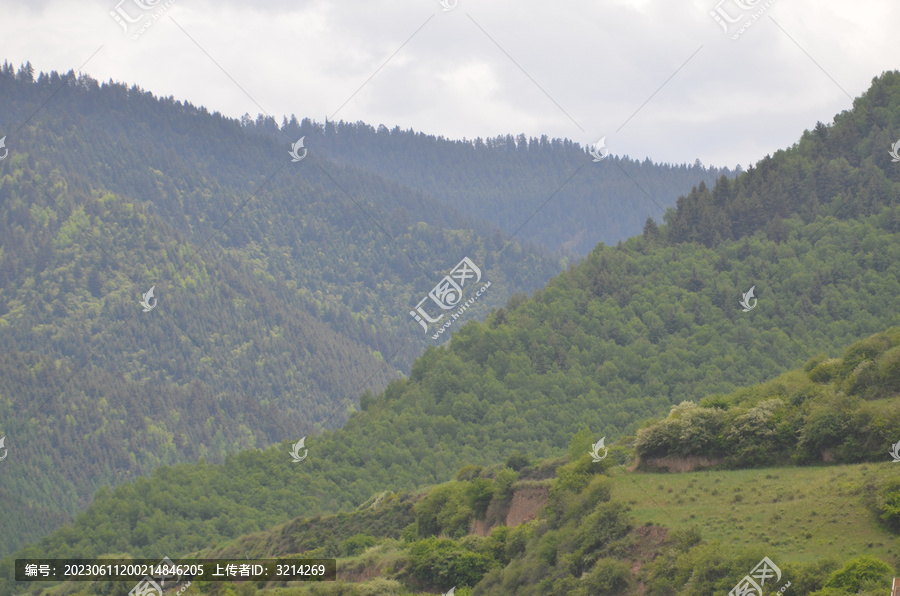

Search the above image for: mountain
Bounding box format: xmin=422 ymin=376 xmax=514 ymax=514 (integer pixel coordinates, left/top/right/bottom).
xmin=635 ymin=327 xmax=900 ymax=469
xmin=0 ymin=59 xmax=736 ymax=557
xmin=6 ymin=330 xmax=899 ymax=595
xmin=4 ymin=70 xmax=900 ymax=593
xmin=0 ymin=61 xmax=565 ymax=556
xmin=241 ymin=115 xmax=736 ymax=255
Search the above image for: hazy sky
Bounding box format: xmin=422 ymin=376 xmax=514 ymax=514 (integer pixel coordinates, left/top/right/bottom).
xmin=2 ymin=0 xmax=896 ymax=169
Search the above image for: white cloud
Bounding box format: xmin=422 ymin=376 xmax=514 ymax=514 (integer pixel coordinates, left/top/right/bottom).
xmin=2 ymin=0 xmax=894 ymax=168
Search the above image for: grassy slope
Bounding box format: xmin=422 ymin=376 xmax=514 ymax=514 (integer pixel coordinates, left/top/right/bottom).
xmin=611 ymin=463 xmax=899 ymax=565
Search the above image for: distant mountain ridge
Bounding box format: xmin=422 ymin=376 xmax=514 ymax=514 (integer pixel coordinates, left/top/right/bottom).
xmin=0 ymin=61 xmax=566 ymax=555
xmin=241 ymin=115 xmax=736 ymax=255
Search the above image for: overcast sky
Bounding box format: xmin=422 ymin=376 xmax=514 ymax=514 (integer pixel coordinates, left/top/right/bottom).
xmin=2 ymin=0 xmax=896 ymax=169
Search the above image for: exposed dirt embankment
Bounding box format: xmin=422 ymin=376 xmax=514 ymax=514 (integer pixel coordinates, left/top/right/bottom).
xmin=635 ymin=455 xmax=725 ymax=472
xmin=472 ymin=484 xmax=550 ymax=536
xmin=505 ymin=485 xmax=548 ymax=526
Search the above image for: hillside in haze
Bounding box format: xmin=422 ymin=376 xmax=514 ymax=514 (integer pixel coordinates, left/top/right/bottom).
xmin=3 ymin=71 xmax=899 ymax=595
xmin=241 ymin=116 xmax=736 ymax=255
xmin=0 ymin=59 xmax=737 ymax=557
xmin=0 ymin=61 xmax=559 ymax=556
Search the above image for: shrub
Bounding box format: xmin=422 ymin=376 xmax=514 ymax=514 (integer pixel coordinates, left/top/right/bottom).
xmin=414 ymin=483 xmax=472 ymax=538
xmin=505 ymin=452 xmax=530 ymax=471
xmin=808 ymin=358 xmax=841 ymax=383
xmin=465 ymin=478 xmax=495 ymax=519
xmin=406 ymin=537 xmax=495 ymax=588
xmin=875 ymin=477 xmax=900 ymax=532
xmin=822 ymin=555 xmax=893 ymax=592
xmin=456 ymin=465 xmax=483 ymax=482
xmin=494 ymin=468 xmax=519 ymax=503
xmin=579 ymin=558 xmax=631 ymax=595
xmin=575 ymin=501 xmax=632 ymax=558
xmin=340 ymin=533 xmax=377 ymax=557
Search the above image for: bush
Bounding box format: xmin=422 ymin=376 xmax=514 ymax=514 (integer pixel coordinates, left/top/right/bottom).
xmin=406 ymin=537 xmax=495 ymax=588
xmin=574 ymin=501 xmax=632 ymax=558
xmin=340 ymin=533 xmax=377 ymax=557
xmin=494 ymin=468 xmax=519 ymax=503
xmin=579 ymin=558 xmax=631 ymax=595
xmin=401 ymin=522 xmax=418 ymax=543
xmin=465 ymin=478 xmax=495 ymax=519
xmin=822 ymin=555 xmax=893 ymax=592
xmin=505 ymin=452 xmax=530 ymax=472
xmin=415 ymin=483 xmax=472 ymax=538
xmin=876 ymin=477 xmax=900 ymax=532
xmin=808 ymin=358 xmax=841 ymax=383
xmin=456 ymin=465 xmax=483 ymax=482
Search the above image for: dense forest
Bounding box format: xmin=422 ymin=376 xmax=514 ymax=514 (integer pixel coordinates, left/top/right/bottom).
xmin=241 ymin=116 xmax=735 ymax=255
xmin=6 ymin=325 xmax=900 ymax=594
xmin=0 ymin=59 xmax=737 ymax=557
xmin=0 ymin=60 xmax=566 ymax=556
xmin=3 ymin=71 xmax=900 ymax=595
xmin=635 ymin=328 xmax=900 ymax=467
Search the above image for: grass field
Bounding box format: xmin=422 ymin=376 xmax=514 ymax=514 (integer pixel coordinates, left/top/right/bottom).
xmin=610 ymin=461 xmax=900 ymax=566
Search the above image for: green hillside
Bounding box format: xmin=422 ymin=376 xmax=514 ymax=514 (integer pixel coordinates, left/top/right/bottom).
xmin=0 ymin=59 xmax=736 ymax=554
xmin=635 ymin=328 xmax=900 ymax=468
xmin=243 ymin=117 xmax=735 ymax=255
xmin=4 ymin=69 xmax=900 ymax=594
xmin=0 ymin=62 xmax=564 ymax=555
xmin=17 ymin=446 xmax=899 ymax=595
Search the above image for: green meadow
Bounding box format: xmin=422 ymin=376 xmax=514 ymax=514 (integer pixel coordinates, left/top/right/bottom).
xmin=611 ymin=463 xmax=900 ymax=565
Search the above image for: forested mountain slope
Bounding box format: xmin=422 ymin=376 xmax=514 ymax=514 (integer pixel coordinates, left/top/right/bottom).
xmin=5 ymin=73 xmax=900 ymax=581
xmin=667 ymin=71 xmax=900 ymax=246
xmin=635 ymin=327 xmax=900 ymax=468
xmin=242 ymin=116 xmax=735 ymax=255
xmin=6 ymin=330 xmax=900 ymax=595
xmin=0 ymin=63 xmax=564 ymax=555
